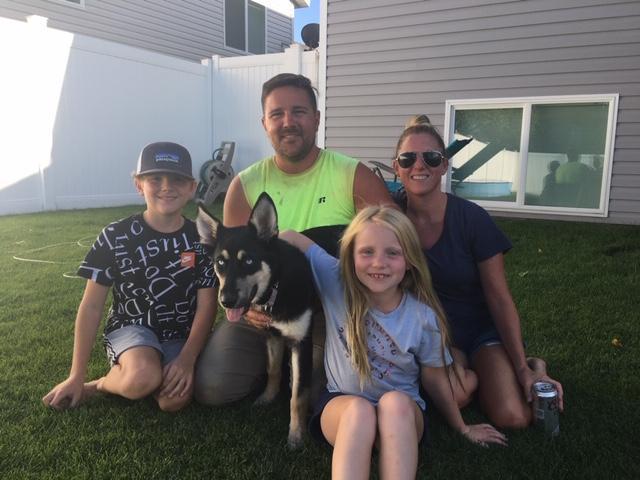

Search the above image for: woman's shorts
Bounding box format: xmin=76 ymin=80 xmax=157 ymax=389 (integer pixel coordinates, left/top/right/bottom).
xmin=103 ymin=325 xmax=185 ymax=367
xmin=466 ymin=327 xmax=502 ymax=358
xmin=308 ymin=389 xmax=428 ymax=447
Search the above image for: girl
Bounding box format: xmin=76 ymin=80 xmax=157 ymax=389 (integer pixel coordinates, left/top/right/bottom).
xmin=392 ymin=115 xmax=563 ymax=428
xmin=281 ymin=207 xmax=506 ymax=480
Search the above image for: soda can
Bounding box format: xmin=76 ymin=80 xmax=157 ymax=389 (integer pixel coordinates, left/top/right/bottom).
xmin=532 ymin=381 xmax=560 ymax=437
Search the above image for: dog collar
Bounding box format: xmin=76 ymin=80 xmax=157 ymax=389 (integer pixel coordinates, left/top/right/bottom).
xmin=255 ymin=281 xmax=279 ymax=315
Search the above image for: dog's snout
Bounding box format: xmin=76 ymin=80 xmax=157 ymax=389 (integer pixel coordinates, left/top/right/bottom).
xmin=220 ymin=291 xmax=238 ymax=308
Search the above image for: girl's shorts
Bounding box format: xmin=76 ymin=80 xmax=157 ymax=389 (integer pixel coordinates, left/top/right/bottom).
xmin=309 ymin=389 xmax=428 ymax=447
xmin=103 ymin=325 xmax=185 ymax=367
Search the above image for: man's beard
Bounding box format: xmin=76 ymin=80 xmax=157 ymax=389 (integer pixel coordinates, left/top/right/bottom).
xmin=275 ymin=129 xmax=315 ymax=163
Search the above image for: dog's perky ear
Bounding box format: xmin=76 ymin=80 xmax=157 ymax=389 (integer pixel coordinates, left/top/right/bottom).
xmin=196 ymin=202 xmax=223 ymax=248
xmin=249 ymin=192 xmax=278 ymax=241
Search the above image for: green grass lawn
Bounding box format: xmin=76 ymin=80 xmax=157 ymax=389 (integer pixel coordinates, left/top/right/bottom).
xmin=0 ymin=202 xmax=638 ymax=479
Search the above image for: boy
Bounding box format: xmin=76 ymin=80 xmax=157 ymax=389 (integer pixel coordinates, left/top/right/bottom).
xmin=43 ymin=142 xmax=217 ymax=412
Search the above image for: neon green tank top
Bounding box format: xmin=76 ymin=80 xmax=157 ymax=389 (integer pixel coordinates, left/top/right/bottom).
xmin=239 ymin=149 xmax=358 ymax=232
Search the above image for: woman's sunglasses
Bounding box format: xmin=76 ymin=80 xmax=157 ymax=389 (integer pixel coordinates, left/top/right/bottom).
xmin=396 ymin=151 xmax=444 ymax=169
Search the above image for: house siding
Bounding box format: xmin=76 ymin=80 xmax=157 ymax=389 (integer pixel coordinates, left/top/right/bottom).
xmin=324 ymin=0 xmax=640 ymax=224
xmin=267 ymin=8 xmax=293 ymax=53
xmin=0 ymin=0 xmax=293 ymax=61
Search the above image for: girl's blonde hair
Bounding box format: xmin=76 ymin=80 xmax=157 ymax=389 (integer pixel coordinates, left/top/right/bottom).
xmin=338 ymin=206 xmax=452 ymax=387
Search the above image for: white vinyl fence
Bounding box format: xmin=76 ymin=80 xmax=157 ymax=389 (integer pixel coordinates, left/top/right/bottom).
xmin=212 ymin=46 xmax=319 ymax=173
xmin=0 ymin=16 xmax=318 ymax=215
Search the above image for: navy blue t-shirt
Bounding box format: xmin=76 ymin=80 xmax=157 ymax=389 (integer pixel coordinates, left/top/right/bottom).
xmin=393 ymin=191 xmax=512 ymax=352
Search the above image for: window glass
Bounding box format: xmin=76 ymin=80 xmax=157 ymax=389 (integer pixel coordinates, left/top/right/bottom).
xmin=225 ymin=0 xmax=246 ymax=51
xmin=447 ymin=96 xmax=616 ymax=216
xmin=248 ymin=1 xmax=266 ymax=54
xmin=451 ymin=108 xmax=522 ymax=202
xmin=525 ymin=103 xmax=608 ymax=209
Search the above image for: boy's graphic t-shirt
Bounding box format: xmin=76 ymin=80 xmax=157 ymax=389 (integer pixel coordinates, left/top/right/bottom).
xmin=77 ymin=214 xmax=216 ymax=342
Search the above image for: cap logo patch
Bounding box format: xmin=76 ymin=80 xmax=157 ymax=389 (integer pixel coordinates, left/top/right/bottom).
xmin=155 ymin=153 xmax=180 ymax=164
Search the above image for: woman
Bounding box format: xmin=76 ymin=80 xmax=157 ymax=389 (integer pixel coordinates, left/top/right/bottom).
xmin=391 ymin=116 xmax=563 ymax=428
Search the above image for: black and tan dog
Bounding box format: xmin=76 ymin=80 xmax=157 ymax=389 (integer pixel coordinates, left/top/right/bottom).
xmin=197 ymin=192 xmax=315 ymax=448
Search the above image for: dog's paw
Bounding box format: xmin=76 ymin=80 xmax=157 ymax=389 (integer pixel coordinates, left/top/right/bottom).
xmin=287 ymin=430 xmax=304 ymax=450
xmin=253 ymin=391 xmax=277 ymax=406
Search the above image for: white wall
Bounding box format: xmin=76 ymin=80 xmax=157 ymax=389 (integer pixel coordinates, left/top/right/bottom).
xmin=0 ymin=16 xmax=210 ymax=214
xmin=0 ymin=17 xmax=318 ymax=215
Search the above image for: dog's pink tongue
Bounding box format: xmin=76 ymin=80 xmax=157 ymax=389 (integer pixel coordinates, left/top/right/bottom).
xmin=225 ymin=308 xmax=245 ymax=323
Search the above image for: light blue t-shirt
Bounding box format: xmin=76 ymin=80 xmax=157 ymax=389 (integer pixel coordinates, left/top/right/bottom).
xmin=306 ymin=244 xmax=452 ymax=410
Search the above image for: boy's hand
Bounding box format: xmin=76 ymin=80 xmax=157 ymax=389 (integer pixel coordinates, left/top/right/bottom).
xmin=160 ymin=356 xmax=194 ymax=399
xmin=42 ymin=376 xmax=84 ymax=410
xmin=461 ymin=424 xmax=508 ymax=448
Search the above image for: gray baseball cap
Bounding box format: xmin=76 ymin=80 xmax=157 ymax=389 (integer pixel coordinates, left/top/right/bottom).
xmin=136 ymin=142 xmax=194 ymax=179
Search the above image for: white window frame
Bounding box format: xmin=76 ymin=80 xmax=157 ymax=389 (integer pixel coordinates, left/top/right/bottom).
xmin=48 ymin=0 xmax=85 ymax=8
xmin=223 ymin=0 xmax=267 ymax=55
xmin=443 ymin=94 xmax=619 ymax=218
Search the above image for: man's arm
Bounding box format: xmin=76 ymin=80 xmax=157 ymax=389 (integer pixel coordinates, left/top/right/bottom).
xmin=352 ymin=162 xmax=397 ymax=211
xmin=222 ymin=176 xmax=253 ymax=227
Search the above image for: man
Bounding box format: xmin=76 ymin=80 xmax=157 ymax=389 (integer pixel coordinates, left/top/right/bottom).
xmin=194 ymin=73 xmax=393 ymax=406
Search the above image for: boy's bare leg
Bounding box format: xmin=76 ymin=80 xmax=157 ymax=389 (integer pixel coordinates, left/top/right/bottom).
xmin=96 ymin=346 xmax=163 ymax=400
xmin=80 ymin=379 xmax=102 ymax=402
xmin=81 ymin=346 xmax=192 ymax=411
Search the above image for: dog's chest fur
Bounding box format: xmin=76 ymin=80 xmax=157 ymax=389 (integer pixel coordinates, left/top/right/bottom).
xmin=271 ymin=309 xmax=312 ymax=342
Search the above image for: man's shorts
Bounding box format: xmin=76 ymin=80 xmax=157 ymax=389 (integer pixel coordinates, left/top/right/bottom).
xmin=104 ymin=325 xmax=185 ymax=367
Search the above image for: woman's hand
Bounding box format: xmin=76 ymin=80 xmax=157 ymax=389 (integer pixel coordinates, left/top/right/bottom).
xmin=244 ymin=308 xmax=273 ymax=329
xmin=539 ymin=375 xmax=564 ymax=411
xmin=461 ymin=424 xmax=508 ymax=447
xmin=517 ymin=365 xmax=539 ymax=403
xmin=517 ymin=367 xmax=564 ymax=411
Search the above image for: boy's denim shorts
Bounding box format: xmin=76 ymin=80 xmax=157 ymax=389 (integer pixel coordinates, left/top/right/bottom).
xmin=104 ymin=325 xmax=185 ymax=367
